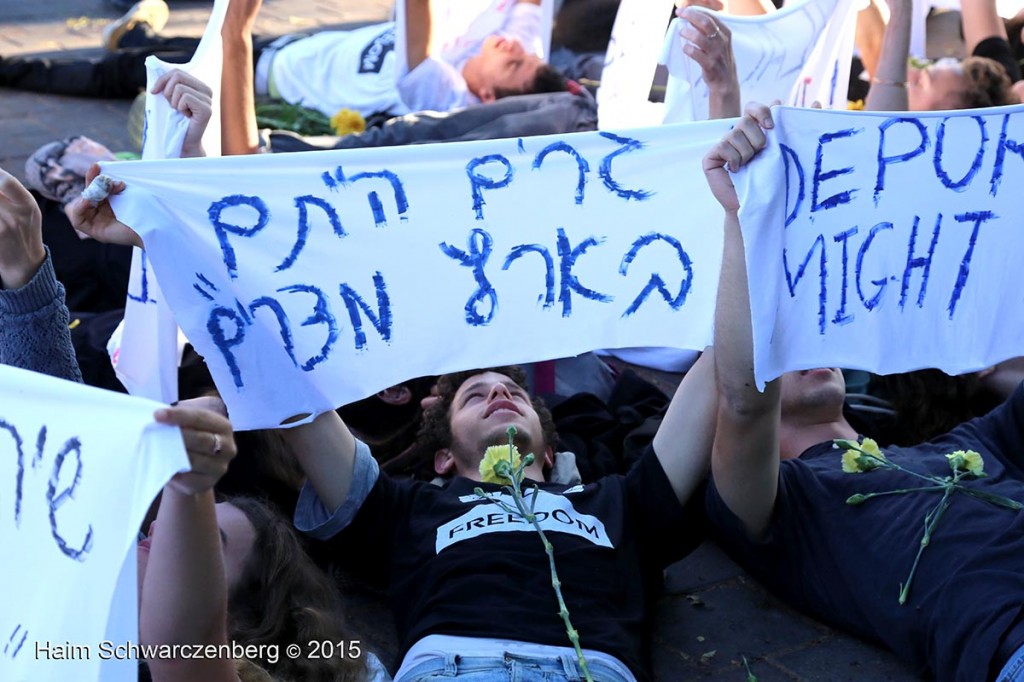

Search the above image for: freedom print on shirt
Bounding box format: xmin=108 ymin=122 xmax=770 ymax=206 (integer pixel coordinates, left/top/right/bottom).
xmin=438 ymin=489 xmax=613 ymax=553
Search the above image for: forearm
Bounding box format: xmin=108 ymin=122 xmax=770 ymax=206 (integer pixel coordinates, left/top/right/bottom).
xmin=712 ymin=209 xmax=781 ymax=537
xmin=715 ymin=211 xmax=776 ymax=414
xmin=220 ymin=32 xmax=260 ymax=155
xmin=855 ymin=0 xmax=888 ymax=80
xmin=725 ymin=0 xmax=774 ymax=16
xmin=652 ymin=347 xmax=717 ymax=503
xmin=0 ymin=251 xmax=83 ymax=383
xmin=961 ymin=0 xmax=1009 ymax=55
xmin=139 ymin=489 xmax=228 ymax=645
xmin=284 ymin=410 xmax=357 ymax=513
xmin=865 ymin=0 xmax=911 ymax=111
xmin=709 ymin=87 xmax=741 ymax=119
xmin=404 ymin=0 xmax=433 ymax=72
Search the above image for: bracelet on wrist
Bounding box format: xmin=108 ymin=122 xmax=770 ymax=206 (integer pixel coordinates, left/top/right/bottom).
xmin=871 ymin=77 xmax=907 ymax=88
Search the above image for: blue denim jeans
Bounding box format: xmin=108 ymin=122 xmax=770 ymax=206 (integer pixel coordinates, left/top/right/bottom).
xmin=399 ymin=652 xmax=634 ymax=682
xmin=999 ymin=644 xmax=1024 ymax=682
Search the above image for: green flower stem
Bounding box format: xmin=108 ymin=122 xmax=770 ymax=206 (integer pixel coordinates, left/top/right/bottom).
xmin=507 ymin=489 xmax=593 ymax=681
xmin=474 ymin=427 xmax=593 ymax=681
xmin=847 ymin=484 xmax=949 ymax=504
xmin=953 ymin=485 xmax=1024 ymax=510
xmin=898 ymin=484 xmax=954 ymax=605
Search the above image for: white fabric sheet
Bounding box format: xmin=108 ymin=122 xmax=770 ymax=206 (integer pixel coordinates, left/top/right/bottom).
xmin=662 ymin=0 xmax=860 ymax=122
xmin=0 ymin=366 xmax=186 ymax=682
xmin=734 ymin=104 xmax=1024 ymax=389
xmin=102 ymin=121 xmax=732 ymax=430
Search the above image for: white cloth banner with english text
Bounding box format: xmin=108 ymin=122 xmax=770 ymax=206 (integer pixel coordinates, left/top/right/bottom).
xmin=734 ymin=104 xmax=1024 ymax=389
xmin=102 ymin=121 xmax=732 ymax=430
xmin=0 ymin=365 xmax=186 ymax=682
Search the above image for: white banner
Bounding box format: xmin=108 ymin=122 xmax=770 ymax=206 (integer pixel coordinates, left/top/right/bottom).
xmin=112 ymin=0 xmax=227 ymax=403
xmin=597 ymin=0 xmax=677 ymax=129
xmin=101 ymin=121 xmax=732 ymax=430
xmin=662 ymin=0 xmax=860 ymax=123
xmin=0 ymin=366 xmax=186 ymax=682
xmin=423 ymin=0 xmax=555 ymax=61
xmin=735 ymin=104 xmax=1024 ymax=389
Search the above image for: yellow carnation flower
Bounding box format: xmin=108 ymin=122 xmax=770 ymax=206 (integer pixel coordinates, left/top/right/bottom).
xmin=860 ymin=438 xmax=884 ymax=460
xmin=841 ymin=450 xmax=863 ymax=473
xmin=839 ymin=437 xmax=886 ymax=473
xmin=331 ymin=108 xmax=366 ymax=136
xmin=946 ymin=450 xmax=985 ymax=476
xmin=479 ymin=444 xmax=522 ymax=484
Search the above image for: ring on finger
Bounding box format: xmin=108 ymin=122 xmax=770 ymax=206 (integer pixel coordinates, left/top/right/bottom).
xmin=708 ymin=29 xmax=720 ymax=39
xmin=213 ymin=433 xmax=222 ymax=456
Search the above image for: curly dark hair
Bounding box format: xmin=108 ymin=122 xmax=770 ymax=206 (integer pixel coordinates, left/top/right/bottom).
xmin=957 ymin=56 xmax=1019 ymax=108
xmin=416 ymin=366 xmax=558 ymax=472
xmin=493 ymin=63 xmax=569 ymax=100
xmin=226 ymin=496 xmax=366 ymax=682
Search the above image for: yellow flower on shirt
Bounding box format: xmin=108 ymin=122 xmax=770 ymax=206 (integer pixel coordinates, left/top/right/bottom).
xmin=479 ymin=444 xmax=522 ymax=484
xmin=837 ymin=437 xmax=886 ymax=473
xmin=946 ymin=450 xmax=985 ymax=477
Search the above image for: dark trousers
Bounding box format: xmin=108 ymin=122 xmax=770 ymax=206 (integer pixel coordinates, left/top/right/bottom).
xmin=0 ymin=34 xmax=275 ymax=99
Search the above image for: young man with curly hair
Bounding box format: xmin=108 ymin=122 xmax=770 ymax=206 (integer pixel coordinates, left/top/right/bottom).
xmin=283 ymin=353 xmax=716 ymax=681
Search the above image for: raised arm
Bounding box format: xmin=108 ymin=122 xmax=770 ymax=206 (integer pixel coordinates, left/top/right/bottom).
xmin=961 ymin=0 xmax=1011 ymax=57
xmin=702 ymin=103 xmax=781 ymax=538
xmin=280 ymin=409 xmax=358 ymax=514
xmin=404 ymin=0 xmax=433 ymax=73
xmin=651 ymin=347 xmax=718 ymax=505
xmin=220 ymin=0 xmax=262 ymax=156
xmin=140 ymin=398 xmax=240 ymax=682
xmin=678 ymin=6 xmax=741 ymax=119
xmin=855 ymin=0 xmax=889 ymax=82
xmin=865 ymin=0 xmax=911 ymax=111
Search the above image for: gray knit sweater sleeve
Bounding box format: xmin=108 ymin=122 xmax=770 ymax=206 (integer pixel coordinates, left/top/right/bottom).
xmin=0 ymin=251 xmax=83 ymax=383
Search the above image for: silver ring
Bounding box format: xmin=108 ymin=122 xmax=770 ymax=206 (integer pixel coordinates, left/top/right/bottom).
xmin=213 ymin=433 xmax=222 ymax=456
xmin=708 ymin=29 xmax=719 ymax=39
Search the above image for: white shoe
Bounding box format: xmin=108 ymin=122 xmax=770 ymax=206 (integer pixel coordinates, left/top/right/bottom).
xmin=102 ymin=0 xmax=170 ymax=51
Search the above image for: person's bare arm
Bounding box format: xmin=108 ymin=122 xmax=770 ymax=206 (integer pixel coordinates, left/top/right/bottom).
xmin=725 ymin=0 xmax=774 ymax=16
xmin=220 ymin=0 xmax=262 ymax=155
xmin=281 ymin=410 xmax=358 ymax=513
xmin=865 ymin=0 xmax=911 ymax=111
xmin=961 ymin=0 xmax=1010 ymax=56
xmin=140 ymin=401 xmax=239 ymax=682
xmin=652 ymin=348 xmax=718 ymax=505
xmin=404 ymin=0 xmax=433 ymax=72
xmin=702 ymin=103 xmax=782 ymax=538
xmin=855 ymin=0 xmax=889 ymax=81
xmin=678 ymin=7 xmax=741 ymax=119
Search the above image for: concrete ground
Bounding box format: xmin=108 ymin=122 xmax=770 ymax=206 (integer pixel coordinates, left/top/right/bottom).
xmin=0 ymin=1 xmax=929 ymax=679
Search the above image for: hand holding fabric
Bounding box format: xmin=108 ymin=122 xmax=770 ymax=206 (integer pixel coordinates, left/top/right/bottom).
xmin=677 ymin=7 xmax=740 ymax=118
xmin=152 ymin=69 xmax=214 ymax=159
xmin=155 ymin=397 xmax=236 ymax=496
xmin=702 ymin=101 xmax=774 ymax=212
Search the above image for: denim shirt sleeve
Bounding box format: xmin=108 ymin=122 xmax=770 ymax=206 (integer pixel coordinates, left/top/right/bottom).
xmin=294 ymin=438 xmax=379 ymax=540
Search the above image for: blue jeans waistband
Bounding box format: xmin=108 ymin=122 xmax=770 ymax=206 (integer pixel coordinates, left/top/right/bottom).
xmin=399 ymin=652 xmax=634 ymax=681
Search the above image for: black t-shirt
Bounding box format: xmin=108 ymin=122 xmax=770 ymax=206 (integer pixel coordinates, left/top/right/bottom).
xmin=326 ymin=446 xmax=703 ymax=680
xmin=707 ymin=383 xmax=1024 ymax=682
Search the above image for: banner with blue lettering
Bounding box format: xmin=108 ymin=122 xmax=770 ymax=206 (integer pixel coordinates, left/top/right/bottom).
xmin=102 ymin=122 xmax=731 ymax=430
xmin=734 ymin=104 xmax=1024 ymax=389
xmin=0 ymin=366 xmax=186 ymax=682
